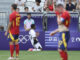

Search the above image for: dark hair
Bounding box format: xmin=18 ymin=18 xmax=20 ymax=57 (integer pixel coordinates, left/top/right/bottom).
xmin=27 ymin=13 xmax=31 ymax=15
xmin=24 ymin=7 xmax=29 ymax=10
xmin=35 ymin=0 xmax=41 ymax=3
xmin=11 ymin=4 xmax=17 ymax=10
xmin=56 ymin=4 xmax=64 ymax=8
xmin=31 ymin=24 xmax=35 ymax=29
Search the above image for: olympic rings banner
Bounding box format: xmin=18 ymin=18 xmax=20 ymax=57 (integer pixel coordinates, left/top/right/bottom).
xmin=0 ymin=31 xmax=80 ymax=50
xmin=0 ymin=12 xmax=80 ymax=50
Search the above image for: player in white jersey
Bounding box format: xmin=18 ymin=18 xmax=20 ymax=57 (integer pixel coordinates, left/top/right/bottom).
xmin=29 ymin=24 xmax=42 ymax=51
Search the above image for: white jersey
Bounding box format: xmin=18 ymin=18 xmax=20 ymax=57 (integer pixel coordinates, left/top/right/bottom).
xmin=29 ymin=29 xmax=42 ymax=49
xmin=29 ymin=29 xmax=36 ymax=45
xmin=29 ymin=29 xmax=36 ymax=39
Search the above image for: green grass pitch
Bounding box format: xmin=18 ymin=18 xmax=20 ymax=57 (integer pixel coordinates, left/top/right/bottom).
xmin=0 ymin=51 xmax=80 ymax=60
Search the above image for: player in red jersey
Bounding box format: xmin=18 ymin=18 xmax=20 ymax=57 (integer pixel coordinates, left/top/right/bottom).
xmin=50 ymin=4 xmax=71 ymax=60
xmin=5 ymin=4 xmax=20 ymax=60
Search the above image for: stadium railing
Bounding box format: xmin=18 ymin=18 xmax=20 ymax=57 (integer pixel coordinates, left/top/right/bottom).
xmin=0 ymin=12 xmax=8 ymax=31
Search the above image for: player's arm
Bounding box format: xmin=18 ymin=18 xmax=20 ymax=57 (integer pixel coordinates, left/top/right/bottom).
xmin=50 ymin=29 xmax=59 ymax=36
xmin=5 ymin=14 xmax=15 ymax=36
xmin=24 ymin=24 xmax=30 ymax=31
xmin=5 ymin=21 xmax=12 ymax=36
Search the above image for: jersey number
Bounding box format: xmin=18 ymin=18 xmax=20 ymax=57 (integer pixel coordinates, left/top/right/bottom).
xmin=66 ymin=20 xmax=70 ymax=26
xmin=16 ymin=17 xmax=20 ymax=26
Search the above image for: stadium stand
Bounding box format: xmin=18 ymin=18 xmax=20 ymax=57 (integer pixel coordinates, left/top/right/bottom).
xmin=0 ymin=0 xmax=14 ymax=12
xmin=0 ymin=0 xmax=14 ymax=31
xmin=25 ymin=0 xmax=44 ymax=12
xmin=0 ymin=0 xmax=80 ymax=31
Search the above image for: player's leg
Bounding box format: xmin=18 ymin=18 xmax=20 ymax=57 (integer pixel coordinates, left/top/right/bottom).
xmin=15 ymin=41 xmax=19 ymax=58
xmin=29 ymin=39 xmax=37 ymax=51
xmin=31 ymin=39 xmax=35 ymax=47
xmin=28 ymin=39 xmax=34 ymax=51
xmin=58 ymin=32 xmax=70 ymax=60
xmin=29 ymin=38 xmax=42 ymax=51
xmin=8 ymin=34 xmax=15 ymax=59
xmin=14 ymin=35 xmax=19 ymax=58
xmin=9 ymin=42 xmax=14 ymax=58
xmin=32 ymin=44 xmax=42 ymax=51
xmin=58 ymin=49 xmax=68 ymax=60
xmin=33 ymin=38 xmax=42 ymax=51
xmin=34 ymin=42 xmax=42 ymax=50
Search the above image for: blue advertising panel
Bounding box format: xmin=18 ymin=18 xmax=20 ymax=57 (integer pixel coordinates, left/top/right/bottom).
xmin=0 ymin=13 xmax=80 ymax=50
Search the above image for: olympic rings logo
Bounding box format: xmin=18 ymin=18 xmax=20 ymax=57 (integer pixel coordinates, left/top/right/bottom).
xmin=18 ymin=35 xmax=30 ymax=44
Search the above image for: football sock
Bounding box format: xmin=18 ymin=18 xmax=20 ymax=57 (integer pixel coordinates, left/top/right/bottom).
xmin=59 ymin=51 xmax=68 ymax=60
xmin=10 ymin=45 xmax=14 ymax=57
xmin=15 ymin=44 xmax=19 ymax=57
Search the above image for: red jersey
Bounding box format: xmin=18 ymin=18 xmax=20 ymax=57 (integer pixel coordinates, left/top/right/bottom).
xmin=9 ymin=11 xmax=20 ymax=34
xmin=48 ymin=5 xmax=54 ymax=11
xmin=61 ymin=11 xmax=71 ymax=28
xmin=48 ymin=3 xmax=54 ymax=11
